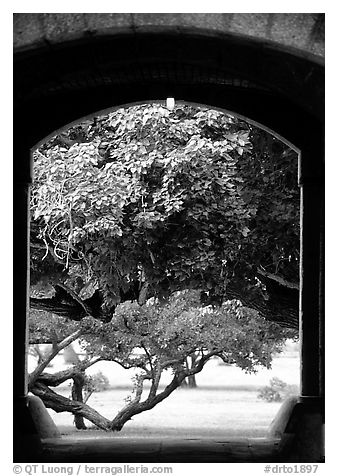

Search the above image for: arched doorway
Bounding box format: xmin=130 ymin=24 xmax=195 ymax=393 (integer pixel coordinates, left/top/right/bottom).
xmin=14 ymin=27 xmax=324 ymax=462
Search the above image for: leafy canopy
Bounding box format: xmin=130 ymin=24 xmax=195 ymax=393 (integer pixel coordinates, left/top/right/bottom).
xmin=79 ymin=291 xmax=289 ymax=375
xmin=31 ymin=103 xmax=299 ymax=318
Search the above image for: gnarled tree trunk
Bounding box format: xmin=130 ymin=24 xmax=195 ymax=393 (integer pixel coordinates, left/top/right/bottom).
xmin=31 ymin=381 xmax=112 ymax=431
xmin=71 ymin=372 xmax=87 ymax=430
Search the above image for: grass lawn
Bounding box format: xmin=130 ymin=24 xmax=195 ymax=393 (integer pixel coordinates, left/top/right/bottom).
xmin=55 ymin=387 xmax=282 ymax=439
xmin=46 ymin=351 xmax=300 ymax=440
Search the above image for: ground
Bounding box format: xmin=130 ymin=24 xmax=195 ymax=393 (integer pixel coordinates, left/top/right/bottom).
xmin=42 ymin=342 xmax=299 ymax=439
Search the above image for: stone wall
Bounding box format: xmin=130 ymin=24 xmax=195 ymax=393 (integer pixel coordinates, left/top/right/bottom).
xmin=13 ymin=13 xmax=324 ymax=57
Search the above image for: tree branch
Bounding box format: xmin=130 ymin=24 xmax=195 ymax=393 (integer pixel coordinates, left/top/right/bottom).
xmin=257 ymin=268 xmax=299 ymax=290
xmin=30 ymin=241 xmax=65 ymax=266
xmin=141 ymin=342 xmax=154 ymax=376
xmin=36 ymin=356 xmax=102 ymax=387
xmin=30 ymin=381 xmax=112 ymax=431
xmin=30 ymin=284 xmax=109 ymax=322
xmin=225 ymin=280 xmax=299 ymax=329
xmin=147 ymin=361 xmax=161 ymax=401
xmin=28 ymin=328 xmax=84 ymax=387
xmin=161 ymin=347 xmax=198 ymax=369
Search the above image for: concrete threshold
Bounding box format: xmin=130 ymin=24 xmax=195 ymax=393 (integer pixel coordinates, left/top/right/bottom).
xmin=40 ymin=436 xmax=282 ymax=463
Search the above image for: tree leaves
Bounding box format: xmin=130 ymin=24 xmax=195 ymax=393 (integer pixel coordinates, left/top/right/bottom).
xmin=73 ymin=290 xmax=290 ymax=376
xmin=31 ymin=102 xmax=299 ymax=319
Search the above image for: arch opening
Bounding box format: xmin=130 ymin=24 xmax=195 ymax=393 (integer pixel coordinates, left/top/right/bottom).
xmin=28 ymin=101 xmax=300 ymax=445
xmin=14 ymin=24 xmax=324 ymax=463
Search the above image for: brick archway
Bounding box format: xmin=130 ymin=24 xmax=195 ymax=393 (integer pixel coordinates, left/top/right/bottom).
xmin=14 ymin=14 xmax=324 ymax=463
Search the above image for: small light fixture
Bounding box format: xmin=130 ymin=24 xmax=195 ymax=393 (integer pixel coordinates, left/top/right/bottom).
xmin=166 ymin=97 xmax=175 ymax=111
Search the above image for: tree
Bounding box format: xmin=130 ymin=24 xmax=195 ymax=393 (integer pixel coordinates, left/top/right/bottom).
xmin=30 ymin=103 xmax=299 ymax=329
xmin=29 ymin=308 xmax=108 ymax=430
xmin=29 ymin=291 xmax=294 ymax=431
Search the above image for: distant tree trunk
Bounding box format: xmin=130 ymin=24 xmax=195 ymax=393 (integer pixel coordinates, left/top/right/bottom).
xmin=63 ymin=344 xmax=87 ymax=428
xmin=33 ymin=344 xmax=47 ymax=365
xmin=187 ymin=355 xmax=197 ymax=388
xmin=187 ymin=374 xmax=197 ymax=388
xmin=63 ymin=344 xmax=81 ymax=365
xmin=71 ymin=372 xmax=87 ymax=430
xmin=180 ymin=355 xmax=197 ymax=388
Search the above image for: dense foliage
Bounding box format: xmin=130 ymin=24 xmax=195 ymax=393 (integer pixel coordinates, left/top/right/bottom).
xmin=30 ymin=103 xmax=299 ymax=327
xmin=257 ymin=377 xmax=299 ymax=403
xmin=81 ymin=291 xmax=287 ymax=373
